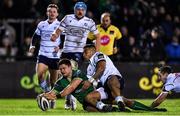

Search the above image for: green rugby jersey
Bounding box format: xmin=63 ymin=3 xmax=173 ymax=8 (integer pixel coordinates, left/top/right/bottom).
xmin=53 ymin=69 xmax=94 ymax=104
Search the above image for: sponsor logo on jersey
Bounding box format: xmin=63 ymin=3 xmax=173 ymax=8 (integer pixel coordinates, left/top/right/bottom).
xmin=100 ymin=35 xmax=110 ymax=45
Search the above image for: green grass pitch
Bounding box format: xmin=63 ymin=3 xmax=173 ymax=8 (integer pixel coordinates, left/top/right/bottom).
xmin=0 ymin=99 xmax=180 ymax=115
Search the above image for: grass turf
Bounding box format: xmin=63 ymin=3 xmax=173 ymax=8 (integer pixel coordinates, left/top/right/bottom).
xmin=0 ymin=99 xmax=180 ymax=115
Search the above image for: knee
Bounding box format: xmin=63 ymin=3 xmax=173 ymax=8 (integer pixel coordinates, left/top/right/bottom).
xmin=37 ymin=71 xmax=44 ymax=78
xmin=85 ymin=94 xmax=92 ymax=102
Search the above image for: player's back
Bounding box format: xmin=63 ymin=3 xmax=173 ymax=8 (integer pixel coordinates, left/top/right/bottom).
xmin=87 ymin=52 xmax=122 ymax=85
xmin=164 ymin=73 xmax=180 ymax=93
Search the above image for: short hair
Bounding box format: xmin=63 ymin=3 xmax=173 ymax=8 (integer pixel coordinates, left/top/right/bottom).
xmin=159 ymin=66 xmax=173 ymax=74
xmin=101 ymin=12 xmax=111 ymax=23
xmin=84 ymin=44 xmax=96 ymax=49
xmin=58 ymin=59 xmax=71 ymax=67
xmin=47 ymin=4 xmax=59 ymax=10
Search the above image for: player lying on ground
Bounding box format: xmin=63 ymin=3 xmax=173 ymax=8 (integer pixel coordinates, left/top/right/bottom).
xmin=151 ymin=66 xmax=180 ymax=108
xmin=40 ymin=58 xmax=167 ymax=112
xmin=42 ymin=59 xmax=115 ymax=112
xmin=82 ymin=44 xmax=167 ymax=112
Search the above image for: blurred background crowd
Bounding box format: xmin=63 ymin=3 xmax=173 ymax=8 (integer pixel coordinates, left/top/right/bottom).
xmin=0 ymin=0 xmax=179 ymax=63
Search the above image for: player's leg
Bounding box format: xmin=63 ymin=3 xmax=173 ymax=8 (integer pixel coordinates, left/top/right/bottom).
xmin=49 ymin=69 xmax=58 ymax=87
xmin=106 ymin=75 xmax=125 ymax=111
xmin=123 ymin=97 xmax=167 ymax=111
xmin=48 ymin=58 xmax=60 ymax=109
xmin=123 ymin=97 xmax=151 ymax=111
xmin=48 ymin=69 xmax=58 ymax=109
xmin=85 ymin=89 xmax=113 ymax=112
xmin=36 ymin=63 xmax=49 ymax=92
xmin=83 ymin=105 xmax=99 ymax=112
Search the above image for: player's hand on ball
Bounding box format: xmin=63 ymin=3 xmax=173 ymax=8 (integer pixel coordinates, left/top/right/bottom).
xmin=43 ymin=92 xmax=57 ymax=100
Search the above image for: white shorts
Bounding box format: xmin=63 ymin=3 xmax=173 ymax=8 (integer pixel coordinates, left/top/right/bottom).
xmin=96 ymin=87 xmax=108 ymax=100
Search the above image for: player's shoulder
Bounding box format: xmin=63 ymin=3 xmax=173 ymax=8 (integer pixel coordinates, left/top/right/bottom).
xmin=93 ymin=52 xmax=105 ymax=59
xmin=55 ymin=75 xmax=65 ymax=84
xmin=54 ymin=20 xmax=60 ymax=25
xmin=36 ymin=20 xmax=48 ymax=29
xmin=83 ymin=16 xmax=95 ymax=23
xmin=64 ymin=14 xmax=74 ymax=19
xmin=60 ymin=14 xmax=74 ymax=22
xmin=73 ymin=69 xmax=83 ymax=76
xmin=167 ymin=73 xmax=176 ymax=80
xmin=166 ymin=73 xmax=177 ymax=82
xmin=97 ymin=24 xmax=101 ymax=28
xmin=109 ymin=25 xmax=120 ymax=30
xmin=38 ymin=20 xmax=47 ymax=26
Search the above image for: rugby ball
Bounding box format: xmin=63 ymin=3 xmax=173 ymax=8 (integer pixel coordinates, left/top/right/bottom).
xmin=37 ymin=94 xmax=50 ymax=111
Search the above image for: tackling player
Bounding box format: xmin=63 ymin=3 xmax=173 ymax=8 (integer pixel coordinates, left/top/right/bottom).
xmin=43 ymin=59 xmax=114 ymax=112
xmin=82 ymin=44 xmax=167 ymax=112
xmin=29 ymin=4 xmax=61 ymax=94
xmin=151 ymin=66 xmax=180 ymax=108
xmin=50 ymin=1 xmax=101 ymax=110
xmin=82 ymin=44 xmax=125 ymax=111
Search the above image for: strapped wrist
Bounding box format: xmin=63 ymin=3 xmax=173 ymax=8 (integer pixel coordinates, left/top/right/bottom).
xmin=88 ymin=77 xmax=95 ymax=83
xmin=30 ymin=45 xmax=35 ymax=49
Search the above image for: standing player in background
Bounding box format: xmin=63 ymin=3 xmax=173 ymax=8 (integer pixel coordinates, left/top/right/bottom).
xmin=151 ymin=66 xmax=180 ymax=108
xmin=29 ymin=4 xmax=61 ymax=95
xmin=50 ymin=1 xmax=100 ymax=110
xmin=88 ymin=12 xmax=122 ymax=60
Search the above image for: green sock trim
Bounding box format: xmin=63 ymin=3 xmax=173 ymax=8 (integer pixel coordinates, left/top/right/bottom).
xmin=130 ymin=101 xmax=152 ymax=111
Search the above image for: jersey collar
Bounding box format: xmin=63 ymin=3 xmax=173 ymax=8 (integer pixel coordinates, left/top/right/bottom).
xmin=46 ymin=19 xmax=57 ymax=24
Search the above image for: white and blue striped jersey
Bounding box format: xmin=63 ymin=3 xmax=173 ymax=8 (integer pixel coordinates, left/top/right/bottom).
xmin=35 ymin=19 xmax=61 ymax=58
xmin=163 ymin=73 xmax=180 ymax=93
xmin=86 ymin=52 xmax=122 ymax=85
xmin=58 ymin=14 xmax=99 ymax=53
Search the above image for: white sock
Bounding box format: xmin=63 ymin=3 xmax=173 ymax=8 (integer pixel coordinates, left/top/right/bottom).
xmin=40 ymin=80 xmax=50 ymax=92
xmin=115 ymin=96 xmax=123 ymax=104
xmin=96 ymin=101 xmax=105 ymax=110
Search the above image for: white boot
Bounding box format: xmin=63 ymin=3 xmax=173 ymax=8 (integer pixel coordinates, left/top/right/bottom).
xmin=64 ymin=95 xmax=77 ymax=110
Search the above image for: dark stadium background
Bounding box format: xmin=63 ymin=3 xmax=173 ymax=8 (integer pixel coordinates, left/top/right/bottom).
xmin=0 ymin=0 xmax=179 ymax=98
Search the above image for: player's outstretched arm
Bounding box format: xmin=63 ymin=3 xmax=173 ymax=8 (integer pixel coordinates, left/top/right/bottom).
xmin=51 ymin=28 xmax=62 ymax=41
xmin=60 ymin=78 xmax=82 ymax=97
xmin=82 ymin=61 xmax=105 ymax=90
xmin=151 ymin=92 xmax=168 ymax=108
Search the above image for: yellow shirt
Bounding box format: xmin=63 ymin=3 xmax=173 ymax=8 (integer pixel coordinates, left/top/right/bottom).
xmin=88 ymin=24 xmax=122 ymax=55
